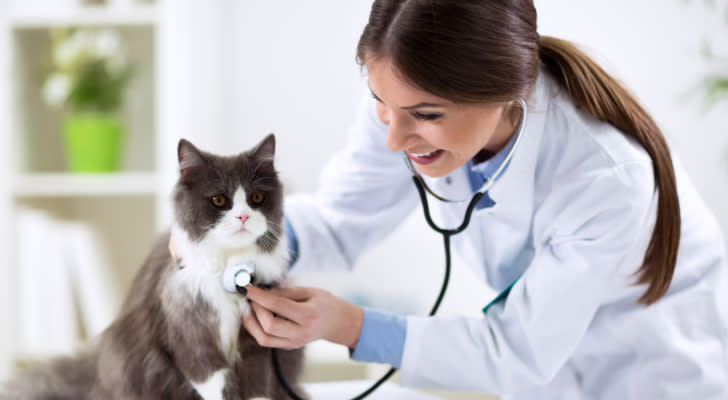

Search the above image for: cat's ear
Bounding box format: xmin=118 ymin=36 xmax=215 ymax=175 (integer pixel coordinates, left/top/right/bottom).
xmin=248 ymin=133 xmax=276 ymax=162
xmin=178 ymin=139 xmax=206 ymax=179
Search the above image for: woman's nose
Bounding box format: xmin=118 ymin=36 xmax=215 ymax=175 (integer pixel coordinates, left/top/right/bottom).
xmin=376 ymin=103 xmax=416 ymax=153
xmin=385 ymin=118 xmax=415 ymax=153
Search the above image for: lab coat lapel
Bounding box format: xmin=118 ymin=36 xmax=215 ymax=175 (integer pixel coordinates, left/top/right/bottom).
xmin=451 ymin=72 xmax=553 ymax=290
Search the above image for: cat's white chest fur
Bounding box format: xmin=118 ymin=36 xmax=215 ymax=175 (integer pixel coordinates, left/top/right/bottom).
xmin=169 ymin=225 xmax=288 ymax=365
xmin=174 ymin=260 xmax=249 ymax=363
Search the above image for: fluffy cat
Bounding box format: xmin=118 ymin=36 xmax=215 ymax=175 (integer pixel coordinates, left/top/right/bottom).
xmin=1 ymin=134 xmax=306 ymax=400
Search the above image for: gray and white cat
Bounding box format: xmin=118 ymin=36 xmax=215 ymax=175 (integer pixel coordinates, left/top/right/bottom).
xmin=1 ymin=134 xmax=306 ymax=400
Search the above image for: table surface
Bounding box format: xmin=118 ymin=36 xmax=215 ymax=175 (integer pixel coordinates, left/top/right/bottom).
xmin=302 ymin=380 xmax=444 ymax=400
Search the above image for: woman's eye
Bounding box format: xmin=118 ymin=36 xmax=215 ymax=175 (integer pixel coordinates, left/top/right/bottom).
xmin=250 ymin=191 xmax=265 ymax=205
xmin=412 ymin=111 xmax=443 ymax=121
xmin=211 ymin=194 xmax=228 ymax=208
xmin=370 ymin=90 xmax=383 ymax=103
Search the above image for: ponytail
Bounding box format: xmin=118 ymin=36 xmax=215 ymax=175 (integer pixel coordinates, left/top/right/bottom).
xmin=538 ymin=36 xmax=680 ymax=305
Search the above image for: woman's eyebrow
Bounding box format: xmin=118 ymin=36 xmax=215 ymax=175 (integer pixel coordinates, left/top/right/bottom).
xmin=368 ymin=84 xmax=446 ymax=110
xmin=401 ymin=101 xmax=445 ymax=110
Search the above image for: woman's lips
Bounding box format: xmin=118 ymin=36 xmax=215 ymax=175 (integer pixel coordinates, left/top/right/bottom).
xmin=407 ymin=149 xmax=444 ymax=165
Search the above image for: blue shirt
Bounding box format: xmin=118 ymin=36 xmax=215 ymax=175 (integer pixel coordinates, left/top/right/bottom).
xmin=283 ymin=132 xmax=517 ymax=368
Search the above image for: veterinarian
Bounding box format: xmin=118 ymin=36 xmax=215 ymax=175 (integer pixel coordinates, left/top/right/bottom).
xmin=182 ymin=0 xmax=728 ymax=398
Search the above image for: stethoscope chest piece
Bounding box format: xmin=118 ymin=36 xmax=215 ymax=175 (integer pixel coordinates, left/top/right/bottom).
xmin=221 ymin=262 xmax=256 ymax=294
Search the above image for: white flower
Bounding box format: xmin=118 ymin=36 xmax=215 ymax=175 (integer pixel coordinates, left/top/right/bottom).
xmin=53 ymin=37 xmax=78 ymax=70
xmin=54 ymin=29 xmax=95 ymax=70
xmin=71 ymin=29 xmax=96 ymax=53
xmin=42 ymin=73 xmax=71 ymax=108
xmin=95 ymin=30 xmax=121 ymax=59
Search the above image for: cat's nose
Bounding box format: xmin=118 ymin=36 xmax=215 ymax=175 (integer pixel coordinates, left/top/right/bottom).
xmin=237 ymin=214 xmax=250 ymax=225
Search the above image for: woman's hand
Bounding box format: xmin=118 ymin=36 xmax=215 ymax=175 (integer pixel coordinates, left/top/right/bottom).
xmin=168 ymin=231 xmax=185 ymax=267
xmin=243 ymin=286 xmax=364 ymax=351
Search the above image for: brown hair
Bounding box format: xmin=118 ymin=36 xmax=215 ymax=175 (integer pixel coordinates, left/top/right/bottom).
xmin=357 ymin=0 xmax=680 ymax=305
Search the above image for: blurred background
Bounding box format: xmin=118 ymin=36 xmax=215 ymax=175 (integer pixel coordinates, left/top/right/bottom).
xmin=0 ymin=1 xmax=725 ymax=399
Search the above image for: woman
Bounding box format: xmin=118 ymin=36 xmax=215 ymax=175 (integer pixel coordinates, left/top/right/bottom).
xmin=186 ymin=0 xmax=728 ymax=398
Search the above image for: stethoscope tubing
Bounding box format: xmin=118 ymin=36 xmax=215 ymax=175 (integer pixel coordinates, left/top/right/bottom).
xmin=271 ymin=177 xmax=480 ymax=400
xmin=273 ymin=99 xmax=528 ymax=400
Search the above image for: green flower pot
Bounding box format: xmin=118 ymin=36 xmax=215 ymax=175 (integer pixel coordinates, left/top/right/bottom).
xmin=64 ymin=112 xmax=123 ymax=173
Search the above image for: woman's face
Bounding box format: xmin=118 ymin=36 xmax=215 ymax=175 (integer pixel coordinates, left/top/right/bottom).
xmin=366 ymin=58 xmax=517 ymax=178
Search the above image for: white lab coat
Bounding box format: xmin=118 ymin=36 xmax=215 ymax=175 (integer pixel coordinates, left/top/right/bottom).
xmin=284 ymin=70 xmax=728 ymax=399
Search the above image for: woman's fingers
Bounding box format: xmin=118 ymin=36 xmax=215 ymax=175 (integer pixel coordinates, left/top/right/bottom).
xmin=245 ymin=286 xmax=309 ymax=322
xmin=250 ymin=301 xmax=304 ymax=340
xmin=268 ymin=286 xmax=313 ymax=301
xmin=242 ymin=309 xmax=299 ymax=350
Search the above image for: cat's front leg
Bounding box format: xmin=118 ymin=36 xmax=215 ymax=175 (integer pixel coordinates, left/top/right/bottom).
xmin=164 ymin=306 xmax=243 ymax=400
xmin=171 ymin=339 xmax=243 ymax=400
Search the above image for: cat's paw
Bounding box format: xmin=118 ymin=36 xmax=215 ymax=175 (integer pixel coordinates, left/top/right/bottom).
xmin=192 ymin=369 xmax=228 ymax=400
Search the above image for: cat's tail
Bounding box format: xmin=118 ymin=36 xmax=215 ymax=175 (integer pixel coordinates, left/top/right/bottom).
xmin=0 ymin=345 xmax=98 ymax=400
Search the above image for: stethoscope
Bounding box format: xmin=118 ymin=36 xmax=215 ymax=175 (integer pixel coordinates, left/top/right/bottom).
xmin=223 ymin=98 xmax=528 ymax=400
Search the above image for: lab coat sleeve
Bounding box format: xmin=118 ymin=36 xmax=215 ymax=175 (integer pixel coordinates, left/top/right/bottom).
xmin=399 ymin=161 xmax=656 ymax=393
xmin=284 ymin=94 xmax=418 ymax=272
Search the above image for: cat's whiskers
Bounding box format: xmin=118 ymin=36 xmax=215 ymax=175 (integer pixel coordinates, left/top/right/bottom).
xmin=258 ymin=232 xmax=278 ymax=250
xmin=265 ymin=221 xmax=284 ymax=235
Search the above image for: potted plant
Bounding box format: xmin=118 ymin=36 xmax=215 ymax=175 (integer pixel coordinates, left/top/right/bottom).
xmin=42 ymin=28 xmax=134 ymax=173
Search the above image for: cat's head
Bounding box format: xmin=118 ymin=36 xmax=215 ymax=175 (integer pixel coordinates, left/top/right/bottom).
xmin=173 ymin=134 xmax=283 ymax=253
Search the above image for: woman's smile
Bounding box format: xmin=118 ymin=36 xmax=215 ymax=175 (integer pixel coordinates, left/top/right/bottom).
xmin=407 ymin=149 xmax=445 ymax=165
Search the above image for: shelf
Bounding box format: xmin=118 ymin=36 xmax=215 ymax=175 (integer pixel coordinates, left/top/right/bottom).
xmin=9 ymin=5 xmax=157 ymax=29
xmin=12 ymin=172 xmax=159 ymax=197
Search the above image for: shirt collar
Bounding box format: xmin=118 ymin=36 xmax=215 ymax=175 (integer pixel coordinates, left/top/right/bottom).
xmin=465 ymin=129 xmax=520 ymax=209
xmin=468 ymin=122 xmax=520 ymax=182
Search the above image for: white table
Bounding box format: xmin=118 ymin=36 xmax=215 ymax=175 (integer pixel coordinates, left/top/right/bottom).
xmin=303 ymin=380 xmax=444 ymax=399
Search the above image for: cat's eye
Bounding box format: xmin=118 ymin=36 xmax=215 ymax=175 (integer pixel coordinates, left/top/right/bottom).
xmin=250 ymin=192 xmax=265 ymax=205
xmin=211 ymin=194 xmax=228 ymax=208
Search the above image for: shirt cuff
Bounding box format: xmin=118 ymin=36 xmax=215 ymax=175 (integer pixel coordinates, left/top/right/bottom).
xmin=349 ymin=307 xmax=406 ymax=368
xmin=283 ymin=216 xmax=299 ymax=268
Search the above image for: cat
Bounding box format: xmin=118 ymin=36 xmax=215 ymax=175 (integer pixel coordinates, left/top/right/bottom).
xmin=0 ymin=134 xmax=306 ymax=400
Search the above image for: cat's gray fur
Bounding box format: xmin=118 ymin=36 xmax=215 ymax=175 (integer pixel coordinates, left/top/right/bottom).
xmin=0 ymin=134 xmax=306 ymax=400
